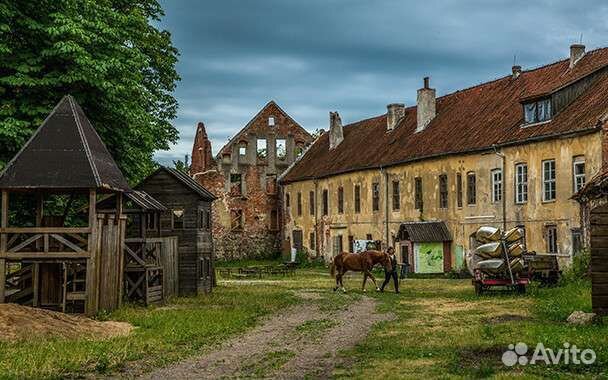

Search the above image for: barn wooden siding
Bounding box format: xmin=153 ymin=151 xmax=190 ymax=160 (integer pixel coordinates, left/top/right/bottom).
xmin=590 ymin=204 xmax=608 ymax=315
xmin=160 ymin=236 xmax=179 ymax=297
xmin=137 ymin=169 xmax=214 ymax=296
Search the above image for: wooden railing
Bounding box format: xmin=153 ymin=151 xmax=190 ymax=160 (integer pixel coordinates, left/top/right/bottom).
xmin=0 ymin=227 xmax=91 ymax=259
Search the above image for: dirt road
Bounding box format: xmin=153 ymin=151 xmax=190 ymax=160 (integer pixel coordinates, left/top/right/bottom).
xmin=142 ymin=292 xmax=392 ymax=379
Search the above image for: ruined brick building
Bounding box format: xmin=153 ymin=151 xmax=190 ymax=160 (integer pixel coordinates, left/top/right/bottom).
xmin=191 ymin=101 xmax=313 ymax=260
xmin=281 ymin=44 xmax=608 ymax=272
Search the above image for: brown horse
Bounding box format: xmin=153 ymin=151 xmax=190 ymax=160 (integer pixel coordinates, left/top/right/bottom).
xmin=330 ymin=250 xmax=392 ymax=292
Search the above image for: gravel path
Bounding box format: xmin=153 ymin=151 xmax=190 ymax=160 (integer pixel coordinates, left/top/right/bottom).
xmin=141 ymin=294 xmax=392 ymax=379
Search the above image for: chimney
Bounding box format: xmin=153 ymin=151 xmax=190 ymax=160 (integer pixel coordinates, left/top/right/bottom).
xmin=386 ymin=103 xmax=405 ymax=131
xmin=512 ymin=65 xmax=522 ymax=79
xmin=329 ymin=111 xmax=343 ymax=150
xmin=416 ymin=77 xmax=436 ymax=133
xmin=570 ymin=44 xmax=585 ymax=69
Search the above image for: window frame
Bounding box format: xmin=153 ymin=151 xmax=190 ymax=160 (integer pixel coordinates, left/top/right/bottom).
xmin=372 ymin=182 xmax=380 ymax=212
xmin=354 ymin=184 xmax=361 ymax=214
xmin=466 ymin=172 xmax=476 ymax=205
xmin=439 ymin=174 xmax=448 ymax=209
xmin=275 ymin=138 xmax=287 ymax=160
xmin=297 ymin=192 xmax=302 ymax=216
xmin=515 ymin=163 xmax=528 ymax=204
xmin=172 ymin=209 xmax=185 ymax=230
xmin=392 ymin=180 xmax=400 ymax=211
xmin=414 ymin=177 xmax=423 ymax=211
xmin=491 ymin=168 xmax=502 ymax=203
xmin=524 ymin=98 xmax=552 ymax=124
xmin=546 ymin=225 xmax=558 ymax=253
xmin=322 ymin=189 xmax=329 ymax=216
xmin=337 ymin=186 xmax=344 ymax=214
xmin=309 ymin=191 xmax=315 ymax=216
xmin=256 ymin=138 xmax=267 ymax=159
xmin=542 ymin=159 xmax=556 ymax=202
xmin=456 ymin=173 xmax=463 ymax=208
xmin=573 ymin=156 xmax=585 ymax=193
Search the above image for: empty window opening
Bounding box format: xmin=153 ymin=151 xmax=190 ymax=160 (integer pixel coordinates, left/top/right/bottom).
xmin=257 ymin=138 xmax=267 ymax=159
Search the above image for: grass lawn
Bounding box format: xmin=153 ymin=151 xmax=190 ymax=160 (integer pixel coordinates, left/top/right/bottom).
xmin=0 ymin=263 xmax=605 ymax=379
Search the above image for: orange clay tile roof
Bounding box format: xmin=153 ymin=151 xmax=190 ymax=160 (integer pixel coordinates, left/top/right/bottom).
xmin=282 ymin=47 xmax=608 ymax=184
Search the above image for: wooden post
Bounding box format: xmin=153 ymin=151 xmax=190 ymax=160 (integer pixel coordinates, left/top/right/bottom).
xmin=36 ymin=193 xmax=44 ymax=252
xmin=0 ymin=190 xmax=8 ymax=303
xmin=85 ymin=189 xmax=97 ymax=315
xmin=32 ymin=263 xmax=39 ymax=307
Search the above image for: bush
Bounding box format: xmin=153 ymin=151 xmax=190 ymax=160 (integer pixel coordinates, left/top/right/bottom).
xmin=561 ymin=249 xmax=591 ymax=284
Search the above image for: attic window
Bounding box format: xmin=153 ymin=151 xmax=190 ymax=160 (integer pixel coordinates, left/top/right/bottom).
xmin=239 ymin=143 xmax=246 ymax=156
xmin=524 ymin=98 xmax=552 ymax=124
xmin=268 ymin=116 xmax=275 ymax=126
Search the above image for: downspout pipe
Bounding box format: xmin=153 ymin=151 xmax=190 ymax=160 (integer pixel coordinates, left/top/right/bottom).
xmin=382 ymin=167 xmax=390 ymax=249
xmin=492 ymin=145 xmax=507 ymax=231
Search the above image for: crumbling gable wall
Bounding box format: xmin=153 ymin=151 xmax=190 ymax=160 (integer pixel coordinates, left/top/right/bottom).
xmin=192 ymin=101 xmax=312 ymax=260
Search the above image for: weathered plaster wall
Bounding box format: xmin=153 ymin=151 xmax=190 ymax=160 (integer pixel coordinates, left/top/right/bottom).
xmin=283 ymin=131 xmax=602 ymax=267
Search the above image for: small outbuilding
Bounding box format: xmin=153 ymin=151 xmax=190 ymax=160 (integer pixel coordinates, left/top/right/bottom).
xmin=136 ymin=167 xmax=216 ymax=296
xmin=396 ymin=221 xmax=453 ymax=274
xmin=574 ymin=170 xmax=608 ymax=315
xmin=0 ymin=95 xmax=130 ymax=315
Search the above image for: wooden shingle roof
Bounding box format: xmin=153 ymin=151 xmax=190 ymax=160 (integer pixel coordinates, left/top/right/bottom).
xmin=398 ymin=221 xmax=452 ymax=243
xmin=0 ymin=95 xmax=130 ymax=192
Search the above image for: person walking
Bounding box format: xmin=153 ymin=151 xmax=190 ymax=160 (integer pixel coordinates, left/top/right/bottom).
xmin=380 ymin=247 xmax=399 ymax=293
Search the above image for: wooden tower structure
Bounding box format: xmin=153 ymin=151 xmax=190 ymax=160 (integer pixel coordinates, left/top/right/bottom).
xmin=0 ymin=95 xmax=130 ymax=315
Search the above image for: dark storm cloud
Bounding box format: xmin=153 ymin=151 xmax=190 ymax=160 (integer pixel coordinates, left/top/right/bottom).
xmin=154 ymin=0 xmax=608 ymax=164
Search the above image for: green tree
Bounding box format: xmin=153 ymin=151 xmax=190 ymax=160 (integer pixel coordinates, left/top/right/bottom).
xmin=0 ymin=0 xmax=180 ymax=183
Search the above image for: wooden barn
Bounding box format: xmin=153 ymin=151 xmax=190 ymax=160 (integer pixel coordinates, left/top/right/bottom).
xmin=575 ymin=169 xmax=608 ymax=315
xmin=137 ymin=167 xmax=215 ymax=296
xmin=0 ymin=95 xmax=130 ymax=315
xmin=97 ymin=190 xmax=179 ymax=305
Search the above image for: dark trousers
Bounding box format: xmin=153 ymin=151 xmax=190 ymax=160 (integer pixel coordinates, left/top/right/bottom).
xmin=381 ymin=270 xmax=399 ymax=293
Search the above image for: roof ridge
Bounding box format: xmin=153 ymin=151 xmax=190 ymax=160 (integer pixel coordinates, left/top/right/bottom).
xmin=69 ymin=95 xmax=101 ymax=187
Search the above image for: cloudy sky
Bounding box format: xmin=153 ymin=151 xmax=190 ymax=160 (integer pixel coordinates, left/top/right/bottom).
xmin=154 ymin=0 xmax=608 ymax=165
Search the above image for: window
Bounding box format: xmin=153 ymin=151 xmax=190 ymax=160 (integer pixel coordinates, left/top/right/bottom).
xmin=266 ymin=175 xmax=277 ymax=194
xmin=333 ymin=235 xmax=343 ymax=255
xmin=573 ymin=157 xmax=585 ymax=193
xmin=546 ymin=225 xmax=558 ymax=253
xmin=524 ymin=98 xmax=552 ymax=124
xmin=467 ymin=172 xmax=476 ymax=205
xmin=354 ymin=185 xmax=361 ymax=213
xmin=295 ymin=144 xmax=304 ymax=158
xmin=297 ymin=192 xmax=302 ymax=216
xmin=366 ymin=233 xmax=373 ymax=241
xmin=276 ymin=138 xmax=286 ymax=160
xmin=348 ymin=235 xmax=354 ymax=253
xmin=197 ymin=209 xmax=211 ymax=230
xmin=268 ymin=116 xmax=275 ymax=126
xmin=230 ymin=173 xmax=242 ymax=196
xmin=322 ymin=189 xmax=328 ymax=216
xmin=172 ymin=209 xmax=184 ymax=229
xmin=414 ymin=177 xmax=423 ymax=211
xmin=572 ymin=229 xmax=582 ymax=256
xmin=542 ymin=159 xmax=556 ymax=202
xmin=270 ymin=209 xmax=278 ymax=230
xmin=439 ymin=174 xmax=448 ymax=209
xmin=337 ymin=187 xmax=344 ymax=214
xmin=285 ymin=192 xmax=290 ymax=208
xmin=146 ymin=213 xmax=157 ymax=230
xmin=256 ymin=138 xmax=267 ymax=159
xmin=239 ymin=144 xmax=246 ymax=156
xmin=372 ymin=182 xmax=380 ymax=211
xmin=309 ymin=232 xmax=316 ymax=251
xmin=515 ymin=163 xmax=528 ymax=204
xmin=309 ymin=191 xmax=315 ymax=215
xmin=230 ymin=209 xmax=243 ymax=231
xmin=491 ymin=169 xmax=502 ymax=203
xmin=392 ymin=181 xmax=400 ymax=210
xmin=456 ymin=173 xmax=463 ymax=208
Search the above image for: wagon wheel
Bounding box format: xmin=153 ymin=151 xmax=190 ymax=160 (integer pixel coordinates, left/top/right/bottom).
xmin=474 ymin=281 xmax=484 ymax=296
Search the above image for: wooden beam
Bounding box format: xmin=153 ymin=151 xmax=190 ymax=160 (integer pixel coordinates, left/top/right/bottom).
xmin=32 ymin=263 xmax=39 ymax=307
xmin=0 ymin=252 xmax=91 ymax=259
xmin=0 ymin=227 xmax=90 ymax=234
xmin=85 ymin=189 xmax=98 ymax=315
xmin=50 ymin=234 xmax=85 ymax=253
xmin=0 ymin=190 xmax=8 ymax=303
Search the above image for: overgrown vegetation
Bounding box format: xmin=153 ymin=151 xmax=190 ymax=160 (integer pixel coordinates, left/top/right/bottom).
xmin=0 ymin=285 xmax=296 ymax=378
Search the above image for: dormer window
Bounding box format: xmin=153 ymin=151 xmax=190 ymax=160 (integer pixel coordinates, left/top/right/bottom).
xmin=268 ymin=116 xmax=275 ymax=126
xmin=524 ymin=98 xmax=552 ymax=124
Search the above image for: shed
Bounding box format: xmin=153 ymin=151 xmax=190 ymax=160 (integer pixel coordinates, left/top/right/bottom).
xmin=0 ymin=95 xmax=129 ymax=315
xmin=396 ymin=221 xmax=453 ymax=274
xmin=136 ymin=167 xmax=216 ymax=295
xmin=574 ymin=169 xmax=608 ymax=315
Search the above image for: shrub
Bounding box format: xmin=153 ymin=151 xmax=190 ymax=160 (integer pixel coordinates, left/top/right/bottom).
xmin=561 ymin=249 xmax=591 ymax=284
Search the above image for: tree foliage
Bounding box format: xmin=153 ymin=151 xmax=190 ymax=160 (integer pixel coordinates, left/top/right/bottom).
xmin=0 ymin=0 xmax=179 ymax=183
